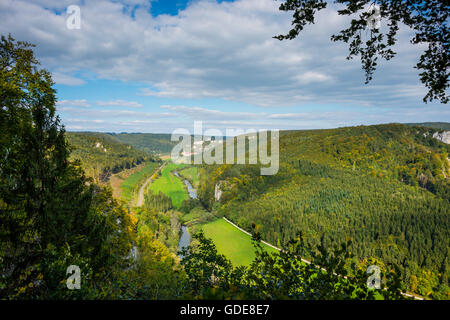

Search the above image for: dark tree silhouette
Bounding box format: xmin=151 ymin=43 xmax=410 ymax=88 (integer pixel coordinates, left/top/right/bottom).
xmin=275 ymin=0 xmax=449 ymax=104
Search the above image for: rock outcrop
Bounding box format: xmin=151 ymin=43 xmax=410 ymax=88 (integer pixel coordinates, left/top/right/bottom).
xmin=214 ymin=182 xmax=223 ymax=201
xmin=433 ymin=131 xmax=450 ymax=144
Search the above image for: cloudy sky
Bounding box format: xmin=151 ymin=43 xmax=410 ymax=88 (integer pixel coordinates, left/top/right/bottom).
xmin=1 ymin=0 xmax=447 ymax=133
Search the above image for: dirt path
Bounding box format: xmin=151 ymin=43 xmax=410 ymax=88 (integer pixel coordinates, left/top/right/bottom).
xmin=136 ymin=163 xmax=165 ymax=207
xmin=108 ymin=163 xmax=147 ymax=199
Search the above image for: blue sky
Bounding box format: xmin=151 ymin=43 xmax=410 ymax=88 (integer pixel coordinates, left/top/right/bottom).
xmin=150 ymin=0 xmax=195 ymax=16
xmin=0 ymin=0 xmax=447 ymax=133
xmin=150 ymin=0 xmax=236 ymax=16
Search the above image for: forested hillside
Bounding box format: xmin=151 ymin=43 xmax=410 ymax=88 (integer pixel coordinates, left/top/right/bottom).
xmin=197 ymin=124 xmax=450 ymax=299
xmin=66 ymin=132 xmax=157 ymax=182
xmin=110 ymin=133 xmax=178 ymax=155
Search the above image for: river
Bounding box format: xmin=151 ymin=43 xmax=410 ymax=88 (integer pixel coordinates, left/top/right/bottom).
xmin=174 ymin=170 xmax=197 ymax=254
xmin=178 ymin=225 xmax=191 ymax=257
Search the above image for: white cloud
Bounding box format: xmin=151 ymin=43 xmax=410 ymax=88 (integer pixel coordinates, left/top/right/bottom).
xmin=57 ymin=99 xmax=91 ymax=107
xmin=59 ymin=106 xmax=177 ymax=118
xmin=59 ymin=103 xmax=450 ymax=133
xmin=0 ymin=0 xmax=445 ymax=110
xmin=52 ymin=72 xmax=86 ymax=86
xmin=295 ymin=71 xmax=332 ymax=84
xmin=96 ymin=100 xmax=143 ymax=108
xmin=160 ymin=105 xmax=266 ymax=120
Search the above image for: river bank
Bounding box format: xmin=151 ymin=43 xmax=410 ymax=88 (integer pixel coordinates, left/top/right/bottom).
xmin=175 ymin=170 xmax=198 ymax=253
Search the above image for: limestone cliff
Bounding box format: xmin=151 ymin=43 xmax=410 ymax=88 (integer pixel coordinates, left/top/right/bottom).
xmin=433 ymin=131 xmax=450 ymax=144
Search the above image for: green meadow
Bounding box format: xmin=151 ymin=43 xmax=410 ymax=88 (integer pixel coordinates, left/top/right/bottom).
xmin=148 ymin=162 xmax=188 ymax=209
xmin=120 ymin=161 xmax=160 ymax=202
xmin=202 ymin=218 xmax=278 ymax=266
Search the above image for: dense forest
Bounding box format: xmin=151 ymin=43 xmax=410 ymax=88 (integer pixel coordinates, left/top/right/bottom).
xmin=196 ymin=124 xmax=450 ymax=299
xmin=66 ymin=132 xmax=156 ymax=183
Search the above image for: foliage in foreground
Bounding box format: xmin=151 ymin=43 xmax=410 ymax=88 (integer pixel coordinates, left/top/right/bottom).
xmin=276 ymin=0 xmax=449 ymax=104
xmin=0 ymin=34 xmax=136 ymax=299
xmin=180 ymin=231 xmax=407 ymax=300
xmin=0 ymin=34 xmax=178 ymax=300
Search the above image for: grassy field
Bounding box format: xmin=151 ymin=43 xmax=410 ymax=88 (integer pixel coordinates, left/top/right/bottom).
xmin=202 ymin=218 xmax=278 ymax=266
xmin=120 ymin=161 xmax=160 ymax=202
xmin=148 ymin=162 xmax=188 ymax=209
xmin=178 ymin=166 xmax=200 ymax=188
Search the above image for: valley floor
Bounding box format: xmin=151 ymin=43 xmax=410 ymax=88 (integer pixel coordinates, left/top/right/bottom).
xmin=202 ymin=218 xmax=278 ymax=266
xmin=112 ymin=160 xmax=278 ymax=267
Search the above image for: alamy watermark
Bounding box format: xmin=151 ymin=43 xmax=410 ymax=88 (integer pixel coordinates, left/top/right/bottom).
xmin=366 ymin=265 xmax=381 ymax=289
xmin=366 ymin=4 xmax=381 ymax=30
xmin=66 ymin=265 xmax=81 ymax=290
xmin=66 ymin=5 xmax=81 ymax=30
xmin=171 ymin=121 xmax=279 ymax=175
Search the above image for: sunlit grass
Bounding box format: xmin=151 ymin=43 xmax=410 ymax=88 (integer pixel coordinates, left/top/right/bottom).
xmin=148 ymin=162 xmax=188 ymax=208
xmin=202 ymin=218 xmax=278 ymax=266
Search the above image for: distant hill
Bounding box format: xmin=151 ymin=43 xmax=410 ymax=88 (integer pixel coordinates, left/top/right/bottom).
xmin=406 ymin=122 xmax=450 ymax=131
xmin=109 ymin=133 xmax=178 ymax=155
xmin=66 ymin=132 xmax=157 ymax=182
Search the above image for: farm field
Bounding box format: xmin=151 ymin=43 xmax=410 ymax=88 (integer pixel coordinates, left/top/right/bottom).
xmin=148 ymin=162 xmax=188 ymax=208
xmin=202 ymin=218 xmax=278 ymax=266
xmin=109 ymin=163 xmax=146 ymax=199
xmin=120 ymin=161 xmax=160 ymax=202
